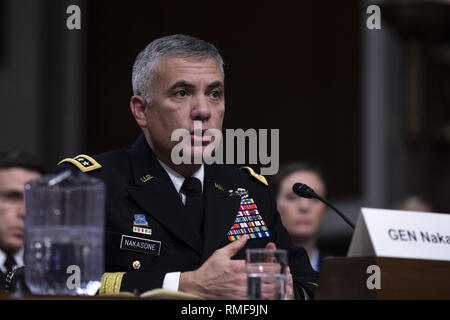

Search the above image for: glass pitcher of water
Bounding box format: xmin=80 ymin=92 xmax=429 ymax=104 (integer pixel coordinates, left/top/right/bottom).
xmin=24 ymin=170 xmax=105 ymax=296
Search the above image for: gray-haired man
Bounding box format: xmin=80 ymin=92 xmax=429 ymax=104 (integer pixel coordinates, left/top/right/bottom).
xmin=56 ymin=34 xmax=318 ymax=299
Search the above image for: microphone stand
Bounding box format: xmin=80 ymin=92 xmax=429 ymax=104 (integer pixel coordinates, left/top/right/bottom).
xmin=314 ymin=194 xmax=355 ymax=229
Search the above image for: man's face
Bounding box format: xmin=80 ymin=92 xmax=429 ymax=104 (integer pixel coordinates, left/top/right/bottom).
xmin=0 ymin=168 xmax=41 ymax=254
xmin=144 ymin=56 xmax=225 ymax=163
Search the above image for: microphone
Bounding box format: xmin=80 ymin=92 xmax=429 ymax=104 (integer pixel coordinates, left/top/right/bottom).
xmin=292 ymin=183 xmax=355 ymax=229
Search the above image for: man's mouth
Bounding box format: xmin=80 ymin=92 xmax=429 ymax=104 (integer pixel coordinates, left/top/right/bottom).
xmin=190 ymin=130 xmax=211 ymax=144
xmin=11 ymin=227 xmax=24 ymax=238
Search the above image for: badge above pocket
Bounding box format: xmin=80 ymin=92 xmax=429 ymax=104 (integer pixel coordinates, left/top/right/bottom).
xmin=132 ymin=214 xmax=152 ymax=235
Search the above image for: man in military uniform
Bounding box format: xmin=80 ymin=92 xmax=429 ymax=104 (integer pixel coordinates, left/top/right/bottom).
xmin=56 ymin=34 xmax=318 ymax=299
xmin=0 ymin=152 xmax=43 ymax=291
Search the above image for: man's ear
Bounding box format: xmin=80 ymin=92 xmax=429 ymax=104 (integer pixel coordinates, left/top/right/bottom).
xmin=130 ymin=95 xmax=148 ymax=128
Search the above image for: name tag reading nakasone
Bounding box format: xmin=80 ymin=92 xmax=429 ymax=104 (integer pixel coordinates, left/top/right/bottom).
xmin=120 ymin=235 xmax=161 ymax=256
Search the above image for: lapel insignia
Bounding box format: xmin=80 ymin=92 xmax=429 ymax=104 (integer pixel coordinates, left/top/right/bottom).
xmin=227 ymin=194 xmax=271 ymax=242
xmin=133 ymin=214 xmax=149 ymax=226
xmin=140 ymin=174 xmax=153 ymax=183
xmin=214 ymin=182 xmax=225 ymax=191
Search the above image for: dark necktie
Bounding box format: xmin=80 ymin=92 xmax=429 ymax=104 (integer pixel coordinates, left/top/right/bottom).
xmin=180 ymin=177 xmax=204 ymax=238
xmin=4 ymin=254 xmax=17 ymax=274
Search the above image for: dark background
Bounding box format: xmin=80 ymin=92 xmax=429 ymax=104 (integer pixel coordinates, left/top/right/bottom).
xmin=85 ymin=1 xmax=361 ymax=200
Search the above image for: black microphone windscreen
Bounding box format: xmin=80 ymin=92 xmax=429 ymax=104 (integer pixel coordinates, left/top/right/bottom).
xmin=292 ymin=182 xmax=355 ymax=229
xmin=292 ymin=183 xmax=316 ymax=199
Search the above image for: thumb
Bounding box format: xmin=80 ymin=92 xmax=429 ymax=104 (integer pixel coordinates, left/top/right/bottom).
xmin=265 ymin=242 xmax=277 ymax=250
xmin=221 ymin=235 xmax=248 ymax=258
xmin=264 ymin=242 xmax=277 ymax=262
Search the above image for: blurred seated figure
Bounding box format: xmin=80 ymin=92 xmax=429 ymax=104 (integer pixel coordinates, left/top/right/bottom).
xmin=0 ymin=152 xmax=44 ymax=290
xmin=396 ymin=195 xmax=432 ymax=212
xmin=271 ymin=162 xmax=332 ymax=272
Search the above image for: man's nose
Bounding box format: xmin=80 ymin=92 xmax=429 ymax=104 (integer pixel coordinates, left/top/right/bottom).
xmin=191 ymin=94 xmax=211 ymax=121
xmin=17 ymin=200 xmax=26 ymax=220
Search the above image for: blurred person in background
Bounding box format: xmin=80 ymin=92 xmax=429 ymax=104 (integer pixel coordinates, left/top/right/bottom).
xmin=271 ymin=162 xmax=332 ymax=272
xmin=396 ymin=195 xmax=433 ymax=212
xmin=0 ymin=152 xmax=44 ymax=290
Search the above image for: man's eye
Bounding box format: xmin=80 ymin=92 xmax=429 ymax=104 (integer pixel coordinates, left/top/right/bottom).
xmin=210 ymin=90 xmax=222 ymax=99
xmin=174 ymin=89 xmax=188 ymax=97
xmin=0 ymin=191 xmax=23 ymax=203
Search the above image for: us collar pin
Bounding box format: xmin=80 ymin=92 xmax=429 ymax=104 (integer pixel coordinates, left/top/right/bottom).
xmin=140 ymin=174 xmax=153 ymax=183
xmin=214 ymin=182 xmax=225 ymax=191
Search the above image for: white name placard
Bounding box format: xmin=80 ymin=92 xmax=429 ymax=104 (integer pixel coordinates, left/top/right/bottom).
xmin=348 ymin=207 xmax=450 ymax=261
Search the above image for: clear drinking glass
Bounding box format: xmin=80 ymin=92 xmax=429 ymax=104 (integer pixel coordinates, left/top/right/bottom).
xmin=24 ymin=170 xmax=105 ymax=296
xmin=246 ymin=248 xmax=288 ymax=300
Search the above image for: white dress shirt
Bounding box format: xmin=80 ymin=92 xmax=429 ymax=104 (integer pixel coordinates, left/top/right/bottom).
xmin=310 ymin=247 xmax=320 ymax=272
xmin=0 ymin=247 xmax=24 ymax=274
xmin=157 ymin=160 xmax=204 ymax=292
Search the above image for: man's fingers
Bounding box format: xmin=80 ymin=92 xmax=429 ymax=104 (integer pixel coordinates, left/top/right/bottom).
xmin=287 ymin=266 xmax=293 ymax=285
xmin=264 ymin=242 xmax=277 ymax=262
xmin=221 ymin=235 xmax=248 ymax=258
xmin=287 ymin=267 xmax=293 ymax=286
xmin=286 ymin=266 xmax=294 ymax=300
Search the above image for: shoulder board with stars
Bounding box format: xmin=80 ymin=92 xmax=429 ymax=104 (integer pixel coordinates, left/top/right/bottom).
xmin=240 ymin=166 xmax=268 ymax=186
xmin=58 ymin=154 xmax=102 ymax=173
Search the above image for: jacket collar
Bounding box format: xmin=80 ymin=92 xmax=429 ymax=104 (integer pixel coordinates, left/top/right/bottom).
xmin=125 ymin=134 xmax=203 ymax=255
xmin=125 ymin=134 xmax=242 ymax=259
